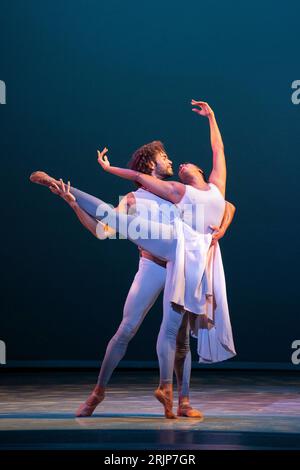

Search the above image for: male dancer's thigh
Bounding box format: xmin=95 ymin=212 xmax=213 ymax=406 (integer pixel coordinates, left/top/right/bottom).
xmin=123 ymin=256 xmax=166 ymax=327
xmin=96 ymin=256 xmax=166 ymax=386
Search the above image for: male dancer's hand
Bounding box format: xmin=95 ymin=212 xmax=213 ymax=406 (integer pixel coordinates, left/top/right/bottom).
xmin=210 ymin=224 xmax=225 ymax=246
xmin=97 ymin=147 xmax=111 ymax=171
xmin=191 ymin=100 xmax=214 ymax=117
xmin=49 ymin=179 xmax=77 ymax=206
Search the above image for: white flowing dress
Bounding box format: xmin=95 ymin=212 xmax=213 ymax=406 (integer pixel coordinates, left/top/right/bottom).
xmin=168 ymin=183 xmax=236 ymax=363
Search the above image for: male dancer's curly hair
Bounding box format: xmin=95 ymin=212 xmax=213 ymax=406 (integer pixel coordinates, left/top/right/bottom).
xmin=127 ymin=140 xmax=208 ymax=184
xmin=127 ymin=140 xmax=165 ymax=175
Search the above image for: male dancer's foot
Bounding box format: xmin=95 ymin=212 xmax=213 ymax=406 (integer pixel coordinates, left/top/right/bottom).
xmin=154 ymin=384 xmax=177 ymax=419
xmin=177 ymin=396 xmax=204 ymax=419
xmin=76 ymin=385 xmax=105 ymax=417
xmin=30 ymin=171 xmax=59 ymax=188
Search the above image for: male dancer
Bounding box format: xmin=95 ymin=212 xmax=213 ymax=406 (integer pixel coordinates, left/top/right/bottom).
xmin=30 ymin=143 xmax=235 ymax=419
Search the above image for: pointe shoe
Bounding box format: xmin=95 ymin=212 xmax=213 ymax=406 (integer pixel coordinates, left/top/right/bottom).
xmin=154 ymin=388 xmax=177 ymax=419
xmin=29 ymin=171 xmax=58 ymax=188
xmin=177 ymin=404 xmax=204 ymax=420
xmin=76 ymin=390 xmax=105 ymax=417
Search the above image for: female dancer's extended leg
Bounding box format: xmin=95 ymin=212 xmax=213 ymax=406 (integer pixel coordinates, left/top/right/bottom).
xmin=70 ymin=186 xmax=177 ymax=261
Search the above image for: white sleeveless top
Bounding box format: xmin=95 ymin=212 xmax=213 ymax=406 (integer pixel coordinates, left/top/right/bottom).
xmin=178 ymin=183 xmax=225 ymax=234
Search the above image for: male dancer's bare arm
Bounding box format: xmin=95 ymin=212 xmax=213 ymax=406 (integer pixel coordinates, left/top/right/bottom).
xmin=49 ymin=181 xmax=100 ymax=238
xmin=191 ymin=100 xmax=226 ymax=197
xmin=70 ymin=202 xmax=100 ymax=237
xmin=97 ymin=148 xmax=184 ymax=204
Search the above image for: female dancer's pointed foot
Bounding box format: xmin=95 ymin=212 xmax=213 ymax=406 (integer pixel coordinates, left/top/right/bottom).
xmin=154 ymin=386 xmax=177 ymax=419
xmin=76 ymin=386 xmax=105 ymax=417
xmin=29 ymin=171 xmax=58 ymax=188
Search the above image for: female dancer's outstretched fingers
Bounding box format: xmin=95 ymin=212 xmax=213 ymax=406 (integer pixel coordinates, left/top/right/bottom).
xmin=191 ymin=99 xmax=208 ymax=106
xmin=97 ymin=147 xmax=108 ymax=159
xmin=191 ymin=100 xmax=213 ymax=117
xmin=97 ymin=148 xmax=110 ymax=171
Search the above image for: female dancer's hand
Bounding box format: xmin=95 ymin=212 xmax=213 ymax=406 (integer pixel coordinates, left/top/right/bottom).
xmin=49 ymin=179 xmax=76 ymax=206
xmin=191 ymin=100 xmax=214 ymax=117
xmin=97 ymin=147 xmax=111 ymax=171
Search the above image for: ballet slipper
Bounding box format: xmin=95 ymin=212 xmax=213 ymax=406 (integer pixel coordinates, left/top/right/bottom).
xmin=177 ymin=403 xmax=204 ymax=419
xmin=154 ymin=386 xmax=177 ymax=419
xmin=76 ymin=387 xmax=105 ymax=417
xmin=29 ymin=171 xmax=58 ymax=188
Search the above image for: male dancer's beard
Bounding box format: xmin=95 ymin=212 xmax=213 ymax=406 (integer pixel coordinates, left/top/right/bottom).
xmin=159 ymin=168 xmax=173 ymax=180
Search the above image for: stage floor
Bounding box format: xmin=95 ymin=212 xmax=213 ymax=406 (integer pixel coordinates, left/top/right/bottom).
xmin=0 ymin=370 xmax=300 ymax=450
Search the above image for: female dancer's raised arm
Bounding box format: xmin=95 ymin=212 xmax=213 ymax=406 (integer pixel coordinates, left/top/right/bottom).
xmin=191 ymin=100 xmax=227 ymax=198
xmin=97 ymin=148 xmax=185 ymax=204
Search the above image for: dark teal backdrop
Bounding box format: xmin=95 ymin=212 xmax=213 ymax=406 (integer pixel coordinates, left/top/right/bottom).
xmin=1 ymin=0 xmax=299 ymax=367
